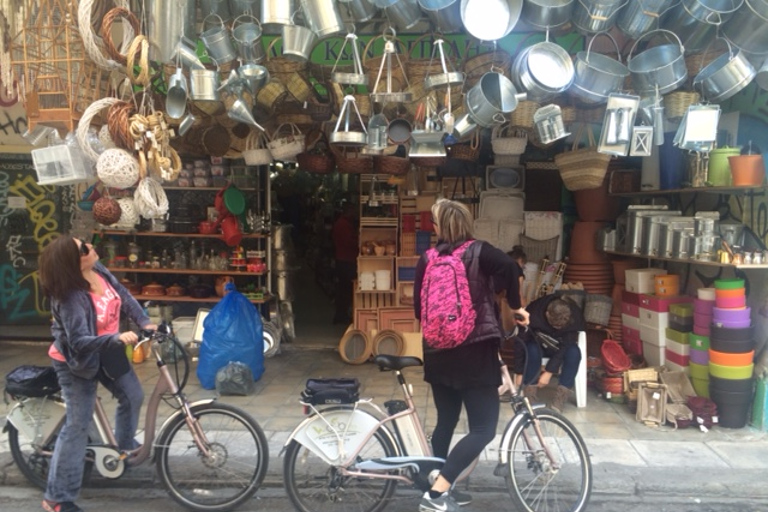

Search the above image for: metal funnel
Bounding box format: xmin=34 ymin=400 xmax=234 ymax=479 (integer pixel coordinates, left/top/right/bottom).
xmin=227 ymin=97 xmax=265 ymax=131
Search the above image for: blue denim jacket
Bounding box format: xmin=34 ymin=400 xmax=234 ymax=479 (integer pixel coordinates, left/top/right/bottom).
xmin=51 ymin=262 xmax=150 ymax=379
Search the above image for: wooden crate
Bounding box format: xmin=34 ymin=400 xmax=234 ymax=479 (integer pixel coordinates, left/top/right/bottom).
xmin=379 ymin=307 xmax=420 ymax=332
xmin=415 ymin=193 xmax=438 ymax=212
xmin=397 ymin=281 xmax=415 ymax=307
xmin=358 ymin=256 xmax=394 ymax=291
xmin=397 ymin=256 xmax=420 ymax=282
xmin=360 ymin=227 xmax=398 ymax=256
xmin=355 ymin=308 xmax=379 ymax=333
xmin=354 ymin=289 xmax=397 ymax=309
xmin=400 ymin=233 xmax=416 ymax=256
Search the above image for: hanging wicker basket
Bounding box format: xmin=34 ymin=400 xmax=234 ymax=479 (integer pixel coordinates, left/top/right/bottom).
xmin=374 ymin=154 xmax=411 ymax=175
xmin=491 ymin=123 xmax=528 ymax=156
xmin=296 ymin=130 xmax=336 ymax=174
xmin=555 ymin=124 xmax=612 ymax=191
xmin=330 ymin=144 xmax=373 ymax=174
xmin=267 ymin=123 xmax=305 ymax=162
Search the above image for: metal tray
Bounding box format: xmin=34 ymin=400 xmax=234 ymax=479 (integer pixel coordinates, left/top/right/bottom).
xmin=332 ymin=72 xmax=368 ymax=86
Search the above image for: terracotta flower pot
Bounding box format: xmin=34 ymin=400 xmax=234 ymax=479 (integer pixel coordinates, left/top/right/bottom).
xmin=573 ymin=174 xmax=620 ymax=221
xmin=569 ymin=221 xmax=609 ymax=263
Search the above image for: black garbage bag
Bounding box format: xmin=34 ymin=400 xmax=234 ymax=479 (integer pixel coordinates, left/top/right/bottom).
xmin=215 ymin=362 xmax=256 ymax=396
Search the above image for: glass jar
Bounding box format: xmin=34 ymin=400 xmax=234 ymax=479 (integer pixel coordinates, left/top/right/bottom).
xmin=104 ymin=239 xmax=118 ymax=266
xmin=114 ymin=256 xmax=128 ymax=268
xmin=151 ymin=256 xmax=161 ymax=269
xmin=127 ymin=243 xmax=141 ymax=269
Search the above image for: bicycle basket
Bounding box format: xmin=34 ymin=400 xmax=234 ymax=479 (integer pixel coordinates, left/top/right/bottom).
xmin=302 ymin=378 xmax=360 ymax=405
xmin=5 ymin=365 xmax=60 ymax=397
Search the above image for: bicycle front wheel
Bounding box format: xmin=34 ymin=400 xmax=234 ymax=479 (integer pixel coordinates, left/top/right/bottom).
xmin=283 ymin=427 xmax=398 ymax=512
xmin=156 ymin=402 xmax=268 ymax=512
xmin=503 ymin=408 xmax=592 ymax=512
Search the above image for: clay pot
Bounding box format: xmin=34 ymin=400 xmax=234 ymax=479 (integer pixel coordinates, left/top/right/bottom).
xmin=569 ymin=221 xmax=609 ymax=263
xmin=729 ymin=155 xmax=765 ymax=186
xmin=610 ymin=258 xmax=641 ymax=284
xmin=142 ymin=282 xmax=165 ymax=295
xmin=573 ymin=174 xmax=620 ymax=221
xmin=167 ymin=284 xmax=185 ymax=296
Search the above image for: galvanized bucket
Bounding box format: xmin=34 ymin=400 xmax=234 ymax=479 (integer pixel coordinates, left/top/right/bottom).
xmin=282 ymin=22 xmax=317 ymax=61
xmin=339 ymin=0 xmax=379 ymax=22
xmin=232 ymin=13 xmax=266 ymax=63
xmin=201 ymin=0 xmax=233 ymax=23
xmin=722 ymin=0 xmax=768 ymax=55
xmin=571 ymin=32 xmax=629 ymax=104
xmin=229 ymin=0 xmax=260 ymax=17
xmin=618 ymin=0 xmax=677 ymax=40
xmin=627 ymin=29 xmax=688 ymax=95
xmin=190 ymin=69 xmax=222 ymax=101
xmin=662 ymin=0 xmax=743 ymax=52
xmin=374 ymin=0 xmax=422 ymax=31
xmin=301 ymin=0 xmax=345 ymax=38
xmin=144 ymin=0 xmax=196 ymax=63
xmin=200 ymin=14 xmax=237 ymax=65
xmin=521 ymin=0 xmax=575 ymax=30
xmin=418 ymin=0 xmax=463 ymax=33
xmin=465 ymin=72 xmax=525 ymax=127
xmin=262 ymin=0 xmax=296 ymax=33
xmin=572 ymin=0 xmax=628 ymax=34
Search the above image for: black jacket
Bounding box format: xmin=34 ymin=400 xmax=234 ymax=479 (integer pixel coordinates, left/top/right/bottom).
xmin=525 ymin=295 xmax=585 ymax=374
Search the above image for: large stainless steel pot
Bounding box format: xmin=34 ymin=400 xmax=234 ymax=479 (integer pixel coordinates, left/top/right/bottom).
xmin=374 ymin=0 xmax=422 ymax=31
xmin=512 ymin=40 xmax=574 ymax=102
xmin=570 ymin=32 xmax=629 ymax=104
xmin=465 ymin=72 xmax=526 ymax=127
xmin=722 ymin=0 xmax=768 ymax=55
xmin=274 ymin=271 xmax=294 ymax=300
xmin=662 ymin=0 xmax=743 ymax=52
xmin=272 ymin=224 xmax=293 ymax=250
xmin=339 ymin=0 xmax=379 ymax=22
xmin=143 ymin=0 xmax=196 ymax=63
xmin=627 ymin=29 xmax=688 ymax=95
xmin=572 ymin=0 xmax=627 ymax=34
xmin=301 ymin=0 xmax=345 ymax=38
xmin=692 ymin=43 xmax=757 ymax=102
xmin=521 ymin=0 xmax=575 ymax=29
xmin=262 ymin=0 xmax=296 ymax=33
xmin=460 ymin=0 xmax=523 ymax=41
xmin=618 ymin=0 xmax=677 ymax=40
xmin=419 ymin=0 xmax=463 ymax=32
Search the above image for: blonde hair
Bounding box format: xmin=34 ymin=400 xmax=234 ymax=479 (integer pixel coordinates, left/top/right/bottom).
xmin=431 ymin=198 xmax=474 ymax=244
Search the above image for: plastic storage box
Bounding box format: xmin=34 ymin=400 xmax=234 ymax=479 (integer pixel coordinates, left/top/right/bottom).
xmin=32 ymin=145 xmax=91 ymax=186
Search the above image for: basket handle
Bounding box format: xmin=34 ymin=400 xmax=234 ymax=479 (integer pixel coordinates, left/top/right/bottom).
xmin=570 ymin=122 xmax=597 ymax=150
xmin=585 ymin=31 xmax=623 ymax=64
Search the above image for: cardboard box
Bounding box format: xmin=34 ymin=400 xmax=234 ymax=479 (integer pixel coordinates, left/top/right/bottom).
xmin=626 ymin=269 xmax=667 ymax=294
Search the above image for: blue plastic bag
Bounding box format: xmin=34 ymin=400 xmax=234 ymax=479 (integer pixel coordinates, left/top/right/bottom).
xmin=197 ymin=283 xmax=264 ymax=389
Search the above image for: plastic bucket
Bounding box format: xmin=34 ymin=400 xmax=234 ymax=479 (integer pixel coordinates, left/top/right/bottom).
xmin=729 ymin=155 xmax=765 ymax=186
xmin=710 ymin=386 xmax=753 ymax=428
xmin=692 ymin=376 xmax=710 ymax=397
xmin=709 ymin=349 xmax=755 ymax=366
xmin=708 ymin=362 xmax=754 ymax=379
xmin=659 ymin=132 xmax=685 ymax=189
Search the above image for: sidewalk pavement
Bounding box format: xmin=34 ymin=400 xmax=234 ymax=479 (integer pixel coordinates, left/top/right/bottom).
xmin=2 ymin=340 xmax=768 ymax=503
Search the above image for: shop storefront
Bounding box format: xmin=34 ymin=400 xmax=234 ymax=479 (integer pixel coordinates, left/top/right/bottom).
xmin=1 ymin=0 xmax=768 ymax=428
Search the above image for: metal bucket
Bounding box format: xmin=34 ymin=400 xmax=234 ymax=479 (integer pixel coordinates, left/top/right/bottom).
xmin=619 ymin=0 xmax=677 ymax=40
xmin=460 ymin=0 xmax=524 ymax=41
xmin=339 ymin=0 xmax=379 ymax=22
xmin=571 ymin=32 xmax=629 ymax=104
xmin=200 ymin=14 xmax=237 ymax=65
xmin=201 ymin=0 xmax=233 ymax=23
xmin=302 ymin=0 xmax=345 ymax=37
xmin=662 ymin=0 xmax=743 ymax=52
xmin=143 ymin=0 xmax=196 ymax=63
xmin=692 ymin=41 xmax=757 ymax=102
xmin=262 ymin=0 xmax=296 ymax=33
xmin=521 ymin=0 xmax=575 ymax=29
xmin=465 ymin=72 xmax=522 ymax=127
xmin=513 ymin=40 xmax=574 ymax=102
xmin=572 ymin=0 xmax=628 ymax=34
xmin=232 ymin=14 xmax=266 ymax=63
xmin=722 ymin=0 xmax=768 ymax=55
xmin=190 ymin=69 xmax=221 ymax=101
xmin=627 ymin=29 xmax=688 ymax=95
xmin=375 ymin=0 xmax=423 ymax=31
xmin=282 ymin=23 xmax=317 ymax=61
xmin=229 ymin=0 xmax=260 ymax=17
xmin=418 ymin=0 xmax=463 ymax=32
xmin=756 ymin=56 xmax=768 ymax=90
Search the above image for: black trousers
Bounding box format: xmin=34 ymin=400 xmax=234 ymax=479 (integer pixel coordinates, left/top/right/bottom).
xmin=430 ymin=382 xmax=499 ymax=483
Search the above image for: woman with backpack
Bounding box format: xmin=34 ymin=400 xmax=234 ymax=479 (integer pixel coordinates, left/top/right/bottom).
xmin=413 ymin=199 xmax=529 ymax=512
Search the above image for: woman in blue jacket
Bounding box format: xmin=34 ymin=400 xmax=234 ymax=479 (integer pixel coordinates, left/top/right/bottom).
xmin=37 ymin=235 xmax=155 ymax=512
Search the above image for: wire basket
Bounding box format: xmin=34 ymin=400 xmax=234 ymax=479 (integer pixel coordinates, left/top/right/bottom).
xmin=584 ymin=293 xmax=613 ymax=326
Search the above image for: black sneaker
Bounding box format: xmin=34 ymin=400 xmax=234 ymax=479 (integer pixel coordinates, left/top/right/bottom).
xmin=450 ymin=488 xmax=472 ymax=506
xmin=42 ymin=500 xmax=84 ymax=512
xmin=419 ymin=492 xmax=461 ymax=512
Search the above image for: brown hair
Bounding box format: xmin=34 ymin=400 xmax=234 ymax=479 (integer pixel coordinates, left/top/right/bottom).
xmin=38 ymin=235 xmax=89 ymax=301
xmin=545 ymin=299 xmax=573 ymax=330
xmin=431 ymin=198 xmax=473 ymax=244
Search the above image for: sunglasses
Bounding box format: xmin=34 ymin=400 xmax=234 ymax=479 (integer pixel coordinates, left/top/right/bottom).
xmin=78 ymin=239 xmax=90 ymax=256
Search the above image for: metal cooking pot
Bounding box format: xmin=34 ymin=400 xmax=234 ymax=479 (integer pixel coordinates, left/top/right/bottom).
xmin=571 ymin=32 xmax=629 ymax=104
xmin=692 ymin=42 xmax=756 ymax=102
xmin=419 ymin=0 xmax=463 ymax=32
xmin=521 ymin=0 xmax=574 ymax=29
xmin=513 ymin=40 xmax=574 ymax=102
xmin=662 ymin=0 xmax=743 ymax=52
xmin=619 ymin=0 xmax=677 ymax=39
xmin=572 ymin=0 xmax=628 ymax=34
xmin=721 ymin=0 xmax=768 ymax=55
xmin=627 ymin=29 xmax=688 ymax=95
xmin=465 ymin=72 xmax=526 ymax=127
xmin=460 ymin=0 xmax=523 ymax=41
xmin=374 ymin=0 xmax=422 ymax=31
xmin=301 ymin=0 xmax=345 ymax=38
xmin=339 ymin=0 xmax=379 ymax=22
xmin=272 ymin=224 xmax=293 ymax=250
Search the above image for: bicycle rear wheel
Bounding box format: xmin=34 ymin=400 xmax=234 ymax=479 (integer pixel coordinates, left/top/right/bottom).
xmin=283 ymin=427 xmax=398 ymax=512
xmin=503 ymin=408 xmax=592 ymax=512
xmin=155 ymin=402 xmax=268 ymax=512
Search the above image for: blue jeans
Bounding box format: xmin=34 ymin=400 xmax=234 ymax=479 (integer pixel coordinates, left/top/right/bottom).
xmin=522 ymin=341 xmax=581 ymax=389
xmin=46 ymin=359 xmax=144 ymax=503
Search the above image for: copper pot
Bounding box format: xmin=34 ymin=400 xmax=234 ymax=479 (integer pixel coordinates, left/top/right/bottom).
xmin=142 ymin=282 xmax=166 ymax=296
xmin=167 ymin=284 xmax=186 ymax=296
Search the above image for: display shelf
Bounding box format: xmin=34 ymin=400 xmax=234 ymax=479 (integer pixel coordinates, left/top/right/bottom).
xmin=106 ymin=267 xmax=266 ymax=276
xmin=130 ymin=294 xmax=270 ymax=304
xmin=604 ymin=250 xmax=768 ymax=270
xmin=610 ymin=185 xmax=767 ymax=197
xmin=153 ymin=186 xmax=257 ymax=192
xmin=95 ymin=230 xmax=267 ymax=238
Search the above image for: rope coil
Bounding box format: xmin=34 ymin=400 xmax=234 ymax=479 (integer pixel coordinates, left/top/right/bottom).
xmin=126 ymin=35 xmax=151 ymax=86
xmin=100 ymin=7 xmax=140 ymax=65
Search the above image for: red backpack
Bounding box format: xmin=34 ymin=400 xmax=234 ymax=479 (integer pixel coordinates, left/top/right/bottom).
xmin=420 ymin=241 xmax=476 ymax=349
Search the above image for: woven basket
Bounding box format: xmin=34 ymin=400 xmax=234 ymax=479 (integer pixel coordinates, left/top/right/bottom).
xmin=665 ymin=91 xmax=700 ymax=120
xmin=266 ymin=37 xmax=308 ymax=76
xmin=268 ymin=123 xmax=305 ymax=162
xmin=491 ymin=123 xmax=528 ymax=155
xmin=555 ymin=124 xmax=612 ymax=191
xmin=243 ymin=130 xmax=273 ymax=166
xmin=374 ymin=154 xmax=411 ymax=175
xmin=256 ymin=79 xmax=288 ymax=112
xmin=447 ymin=131 xmax=480 ymax=161
xmin=296 ymin=130 xmax=335 ymax=174
xmin=363 ymin=32 xmax=408 ymax=93
xmin=463 ymin=44 xmax=512 ymax=90
xmin=406 ymin=33 xmax=457 ymax=84
xmin=510 ymin=100 xmax=539 ymax=129
xmin=330 ymin=144 xmax=373 ymax=174
xmin=284 ymin=71 xmax=312 ymax=103
xmin=584 ymin=293 xmax=613 ymax=326
xmin=601 ymin=338 xmax=631 ymax=374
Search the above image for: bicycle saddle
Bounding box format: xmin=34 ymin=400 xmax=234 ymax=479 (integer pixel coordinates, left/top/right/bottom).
xmin=373 ymin=355 xmax=423 ymax=371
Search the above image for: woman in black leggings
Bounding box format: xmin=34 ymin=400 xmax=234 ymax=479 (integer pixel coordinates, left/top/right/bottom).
xmin=413 ymin=199 xmax=528 ymax=512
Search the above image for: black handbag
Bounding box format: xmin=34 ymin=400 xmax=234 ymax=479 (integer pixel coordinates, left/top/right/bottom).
xmin=302 ymin=378 xmax=360 ymax=405
xmin=5 ymin=365 xmax=60 ymax=397
xmin=100 ymin=343 xmax=131 ymax=380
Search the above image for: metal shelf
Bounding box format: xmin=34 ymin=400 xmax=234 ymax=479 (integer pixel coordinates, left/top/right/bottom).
xmin=610 ymin=185 xmax=767 ymax=197
xmin=604 ymin=250 xmax=768 ymax=270
xmin=107 ymin=267 xmax=266 ymax=276
xmin=95 ymin=230 xmax=267 ymax=239
xmin=130 ymin=294 xmax=270 ymax=304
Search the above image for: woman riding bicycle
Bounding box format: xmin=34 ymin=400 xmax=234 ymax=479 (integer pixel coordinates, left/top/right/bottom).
xmin=38 ymin=235 xmax=156 ymax=512
xmin=413 ymin=199 xmax=529 ymax=512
